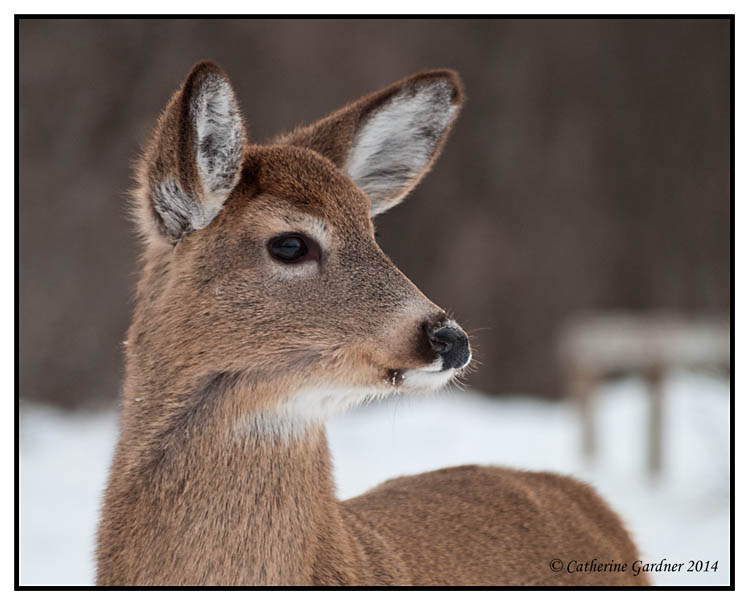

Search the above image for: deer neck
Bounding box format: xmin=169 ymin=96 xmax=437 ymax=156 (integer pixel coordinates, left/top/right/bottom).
xmin=100 ymin=371 xmax=360 ymax=586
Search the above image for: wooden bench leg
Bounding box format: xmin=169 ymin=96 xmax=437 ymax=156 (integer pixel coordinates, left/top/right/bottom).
xmin=646 ymin=367 xmax=664 ymax=477
xmin=572 ymin=369 xmax=596 ymax=462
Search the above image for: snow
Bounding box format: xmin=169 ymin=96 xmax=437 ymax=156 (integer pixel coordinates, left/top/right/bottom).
xmin=19 ymin=371 xmax=730 ymax=586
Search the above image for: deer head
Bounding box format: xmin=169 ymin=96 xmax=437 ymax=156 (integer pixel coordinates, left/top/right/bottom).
xmin=129 ymin=61 xmax=471 ymax=431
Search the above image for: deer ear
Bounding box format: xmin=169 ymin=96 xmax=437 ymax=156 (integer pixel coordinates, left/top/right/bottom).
xmin=278 ymin=70 xmax=464 ymax=217
xmin=136 ymin=61 xmax=246 ymax=244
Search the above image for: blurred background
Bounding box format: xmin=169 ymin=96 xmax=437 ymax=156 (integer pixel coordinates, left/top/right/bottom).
xmin=19 ymin=18 xmax=731 ymax=586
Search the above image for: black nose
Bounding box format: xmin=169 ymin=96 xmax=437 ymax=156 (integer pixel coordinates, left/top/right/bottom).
xmin=426 ymin=323 xmax=471 ymax=370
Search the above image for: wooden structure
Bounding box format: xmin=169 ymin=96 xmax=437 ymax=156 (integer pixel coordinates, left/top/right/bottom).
xmin=559 ymin=312 xmax=730 ymax=476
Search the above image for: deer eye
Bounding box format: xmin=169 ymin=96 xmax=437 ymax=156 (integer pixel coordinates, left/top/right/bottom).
xmin=268 ymin=233 xmax=313 ymax=263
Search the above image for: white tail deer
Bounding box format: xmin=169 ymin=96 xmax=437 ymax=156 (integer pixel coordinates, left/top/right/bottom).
xmin=96 ymin=62 xmax=647 ymax=586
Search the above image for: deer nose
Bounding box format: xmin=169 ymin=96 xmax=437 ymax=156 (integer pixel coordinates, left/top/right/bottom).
xmin=425 ymin=323 xmax=471 ymax=370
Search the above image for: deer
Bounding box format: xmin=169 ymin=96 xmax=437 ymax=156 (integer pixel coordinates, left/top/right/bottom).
xmin=96 ymin=61 xmax=648 ymax=587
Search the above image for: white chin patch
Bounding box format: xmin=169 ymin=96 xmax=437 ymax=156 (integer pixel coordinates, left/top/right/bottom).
xmin=237 ymin=385 xmax=387 ymax=441
xmin=282 ymin=386 xmax=382 ymax=421
xmin=401 ymin=359 xmax=455 ymax=391
xmin=235 ymin=358 xmax=458 ymax=441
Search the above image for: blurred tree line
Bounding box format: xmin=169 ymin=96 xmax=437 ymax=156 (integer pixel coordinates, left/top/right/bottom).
xmin=19 ymin=18 xmax=730 ymax=407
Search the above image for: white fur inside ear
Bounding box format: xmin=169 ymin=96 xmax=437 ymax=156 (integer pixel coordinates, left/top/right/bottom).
xmin=193 ymin=74 xmax=244 ymax=209
xmin=152 ymin=176 xmax=223 ymax=241
xmin=346 ymin=80 xmax=458 ymax=216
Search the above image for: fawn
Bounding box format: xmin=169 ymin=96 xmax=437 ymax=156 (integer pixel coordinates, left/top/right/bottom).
xmin=96 ymin=62 xmax=647 ymax=586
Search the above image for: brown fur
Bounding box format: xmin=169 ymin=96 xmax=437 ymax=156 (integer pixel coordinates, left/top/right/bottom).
xmin=96 ymin=62 xmax=648 ymax=586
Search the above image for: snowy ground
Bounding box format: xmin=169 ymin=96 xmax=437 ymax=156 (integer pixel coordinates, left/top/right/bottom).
xmin=19 ymin=371 xmax=730 ymax=586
